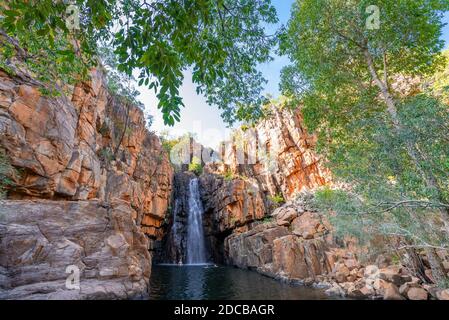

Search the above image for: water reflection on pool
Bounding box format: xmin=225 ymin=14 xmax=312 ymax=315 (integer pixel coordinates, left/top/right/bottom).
xmin=149 ymin=265 xmax=336 ymax=300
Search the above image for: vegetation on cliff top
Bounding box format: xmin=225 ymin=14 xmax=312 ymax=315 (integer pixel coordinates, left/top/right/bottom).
xmin=188 ymin=156 xmax=203 ymax=176
xmin=280 ymin=0 xmax=449 ymax=286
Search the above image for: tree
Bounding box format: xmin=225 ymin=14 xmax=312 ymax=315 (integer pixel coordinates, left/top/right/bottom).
xmin=280 ymin=0 xmax=449 ymax=285
xmin=0 ymin=0 xmax=278 ymax=125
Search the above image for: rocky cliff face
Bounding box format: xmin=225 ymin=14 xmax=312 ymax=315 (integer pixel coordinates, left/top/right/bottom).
xmin=0 ymin=66 xmax=173 ymax=299
xmin=206 ymin=107 xmax=331 ymax=201
xmin=223 ymin=196 xmax=335 ymax=282
xmin=153 ymin=171 xmax=196 ymax=264
xmin=0 ymin=200 xmax=151 ymax=299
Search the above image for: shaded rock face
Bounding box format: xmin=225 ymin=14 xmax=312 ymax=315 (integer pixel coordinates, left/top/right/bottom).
xmin=0 ymin=67 xmax=173 ymax=299
xmin=199 ymin=174 xmax=266 ymax=263
xmin=200 ymin=174 xmax=266 ymax=232
xmin=0 ymin=200 xmax=151 ymax=299
xmin=153 ymin=172 xmax=196 ymax=264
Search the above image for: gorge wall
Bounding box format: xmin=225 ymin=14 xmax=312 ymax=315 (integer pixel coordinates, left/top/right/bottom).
xmin=155 ymin=105 xmax=449 ymax=300
xmin=0 ymin=66 xmax=173 ymax=299
xmin=195 ymin=106 xmax=333 ymax=266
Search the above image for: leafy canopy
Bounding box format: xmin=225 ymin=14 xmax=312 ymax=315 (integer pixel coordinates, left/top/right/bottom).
xmin=280 ymin=0 xmax=448 ymax=131
xmin=0 ymin=0 xmax=279 ymax=125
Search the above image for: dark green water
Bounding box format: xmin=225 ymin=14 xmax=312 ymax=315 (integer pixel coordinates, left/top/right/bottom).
xmin=149 ymin=265 xmax=333 ymax=300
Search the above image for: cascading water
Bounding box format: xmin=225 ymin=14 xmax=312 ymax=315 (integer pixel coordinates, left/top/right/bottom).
xmin=186 ymin=178 xmax=207 ymax=264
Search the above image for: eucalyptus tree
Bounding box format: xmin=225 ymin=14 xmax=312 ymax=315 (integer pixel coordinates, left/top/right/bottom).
xmin=0 ymin=0 xmax=278 ymax=125
xmin=280 ymin=0 xmax=449 ymax=284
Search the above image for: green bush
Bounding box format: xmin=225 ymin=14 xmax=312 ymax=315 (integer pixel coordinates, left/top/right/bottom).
xmin=223 ymin=170 xmax=235 ymax=181
xmin=188 ymin=157 xmax=203 ymax=176
xmin=99 ymin=147 xmax=114 ymax=163
xmin=268 ymin=193 xmax=285 ymax=205
xmin=262 ymin=216 xmax=273 ymax=224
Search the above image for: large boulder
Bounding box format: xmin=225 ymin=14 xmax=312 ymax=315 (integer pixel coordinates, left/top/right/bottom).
xmin=273 ymin=207 xmax=298 ymax=226
xmin=0 ymin=200 xmax=151 ymax=299
xmin=291 ymin=211 xmax=326 ymax=239
xmin=406 ymin=287 xmax=428 ymax=300
xmin=383 ymin=283 xmax=405 ymax=300
xmin=379 ymin=267 xmax=410 ymax=287
xmin=407 ymin=287 xmax=429 ymax=300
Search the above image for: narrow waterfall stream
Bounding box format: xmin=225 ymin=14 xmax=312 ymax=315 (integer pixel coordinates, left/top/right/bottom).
xmin=186 ymin=178 xmax=207 ymax=264
xmin=150 ymin=175 xmax=343 ymax=300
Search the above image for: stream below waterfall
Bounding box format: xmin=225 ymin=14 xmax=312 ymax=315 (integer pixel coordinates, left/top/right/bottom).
xmin=149 ymin=265 xmax=336 ymax=300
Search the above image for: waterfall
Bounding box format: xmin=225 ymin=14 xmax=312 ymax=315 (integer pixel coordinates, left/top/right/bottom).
xmin=186 ymin=178 xmax=207 ymax=264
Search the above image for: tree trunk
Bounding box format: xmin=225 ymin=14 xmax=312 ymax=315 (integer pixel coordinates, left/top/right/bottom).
xmin=364 ymin=48 xmax=449 ymax=285
xmin=363 ymin=49 xmax=449 ymax=233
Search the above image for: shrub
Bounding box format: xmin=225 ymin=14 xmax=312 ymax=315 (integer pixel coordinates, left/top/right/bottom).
xmin=99 ymin=147 xmax=114 ymax=163
xmin=262 ymin=216 xmax=273 ymax=224
xmin=268 ymin=193 xmax=285 ymax=205
xmin=188 ymin=157 xmax=203 ymax=176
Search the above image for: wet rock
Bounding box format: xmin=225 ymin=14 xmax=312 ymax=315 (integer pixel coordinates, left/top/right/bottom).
xmin=325 ymin=283 xmax=345 ymax=297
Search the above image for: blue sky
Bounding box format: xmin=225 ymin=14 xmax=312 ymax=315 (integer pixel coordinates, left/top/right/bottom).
xmin=142 ymin=1 xmax=449 ymax=148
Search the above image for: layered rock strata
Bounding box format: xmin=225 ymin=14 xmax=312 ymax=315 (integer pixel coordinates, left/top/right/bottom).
xmin=0 ymin=200 xmax=150 ymax=299
xmin=0 ymin=66 xmax=173 ymax=299
xmin=205 ymin=107 xmax=331 ymax=201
